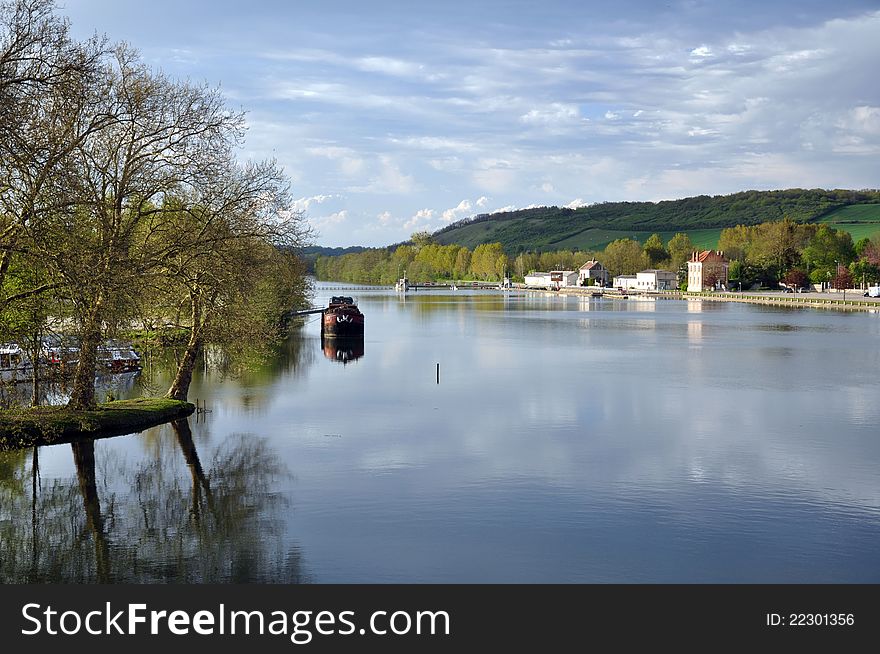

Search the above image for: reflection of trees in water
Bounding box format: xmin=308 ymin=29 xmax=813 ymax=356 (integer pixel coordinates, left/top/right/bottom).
xmin=0 ymin=419 xmax=305 ymax=583
xmin=0 ymin=371 xmax=144 ymax=408
xmin=409 ymin=293 xmax=510 ymax=316
xmin=139 ymin=334 xmax=315 ymax=393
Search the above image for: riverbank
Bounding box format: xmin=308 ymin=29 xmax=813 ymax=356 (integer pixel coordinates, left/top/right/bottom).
xmin=0 ymin=398 xmax=195 ymax=450
xmin=536 ymin=286 xmax=880 ymax=311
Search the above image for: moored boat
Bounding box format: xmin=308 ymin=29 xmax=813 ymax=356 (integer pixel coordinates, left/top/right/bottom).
xmin=322 ymin=296 xmax=364 ymax=337
xmin=98 ymin=340 xmax=142 ymax=373
xmin=0 ymin=343 xmax=33 ymax=383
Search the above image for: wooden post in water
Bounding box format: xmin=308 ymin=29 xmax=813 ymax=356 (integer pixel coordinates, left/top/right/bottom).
xmin=436 ymin=363 xmax=439 ymax=384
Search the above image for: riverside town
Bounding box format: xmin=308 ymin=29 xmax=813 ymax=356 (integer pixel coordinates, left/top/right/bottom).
xmin=2 ymin=2 xmax=879 ymax=645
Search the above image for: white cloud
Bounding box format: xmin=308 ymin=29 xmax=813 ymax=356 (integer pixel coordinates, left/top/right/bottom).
xmin=604 ymin=111 xmax=620 ymax=120
xmin=564 ymin=198 xmax=588 ymax=209
xmin=313 ymin=210 xmax=348 ymax=228
xmin=476 ymin=196 xmax=489 ymax=208
xmin=520 ymin=103 xmax=583 ymax=126
xmin=690 ymin=45 xmax=712 ymax=59
xmin=306 ymin=146 xmax=365 ymax=176
xmin=389 ymin=136 xmax=476 ymax=151
xmin=404 ymin=208 xmax=435 ymax=230
xmin=842 ymin=106 xmax=880 ymax=136
xmin=356 ymin=56 xmax=424 ymax=77
xmin=473 ymin=159 xmax=517 ymax=193
xmin=377 ymin=210 xmax=393 ymax=225
xmin=540 ymin=182 xmax=555 ymax=193
xmin=441 ymin=199 xmax=473 ymax=223
xmin=292 ymin=194 xmax=337 ymax=212
xmin=350 ymin=155 xmax=416 ymax=194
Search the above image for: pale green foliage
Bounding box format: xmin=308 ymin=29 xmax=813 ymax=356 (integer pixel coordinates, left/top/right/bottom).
xmin=603 ymin=239 xmax=649 ymax=276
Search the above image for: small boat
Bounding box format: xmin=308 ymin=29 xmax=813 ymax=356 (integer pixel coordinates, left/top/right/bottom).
xmin=322 ymin=296 xmax=364 ymax=337
xmin=0 ymin=343 xmax=34 ymax=383
xmin=98 ymin=340 xmax=142 ymax=373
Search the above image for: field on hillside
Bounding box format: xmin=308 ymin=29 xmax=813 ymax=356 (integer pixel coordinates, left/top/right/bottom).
xmin=818 ymin=204 xmax=880 ymax=241
xmin=434 ymin=220 xmax=723 ymax=252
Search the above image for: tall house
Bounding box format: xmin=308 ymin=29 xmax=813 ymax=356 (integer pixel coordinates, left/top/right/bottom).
xmin=578 ymin=260 xmax=609 ymax=286
xmin=687 ymin=251 xmax=729 ymax=291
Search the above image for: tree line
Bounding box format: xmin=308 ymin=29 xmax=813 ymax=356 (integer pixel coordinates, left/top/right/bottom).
xmin=717 ymin=219 xmax=879 ymax=290
xmin=314 ymin=230 xmax=701 ymax=284
xmin=317 ymin=221 xmax=880 ymax=292
xmin=0 ymin=0 xmax=310 ymax=410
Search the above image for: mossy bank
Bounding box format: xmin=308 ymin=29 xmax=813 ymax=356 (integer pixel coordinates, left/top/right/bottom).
xmin=0 ymin=398 xmax=195 ymax=450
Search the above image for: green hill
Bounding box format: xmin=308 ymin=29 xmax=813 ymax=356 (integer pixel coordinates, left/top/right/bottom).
xmin=818 ymin=204 xmax=880 ymax=242
xmin=431 ymin=189 xmax=880 ymax=252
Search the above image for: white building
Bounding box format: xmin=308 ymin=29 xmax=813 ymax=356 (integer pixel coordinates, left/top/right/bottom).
xmin=613 ymin=275 xmax=638 ymax=290
xmin=687 ymin=250 xmax=730 ymax=292
xmin=636 ymin=269 xmax=678 ymax=291
xmin=524 ymin=270 xmax=578 ymax=289
xmin=578 ymin=260 xmax=609 ymax=286
xmin=524 ymin=272 xmax=552 ymax=287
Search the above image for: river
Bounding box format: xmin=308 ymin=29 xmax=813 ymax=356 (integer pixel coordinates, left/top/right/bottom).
xmin=2 ymin=283 xmax=879 ymax=582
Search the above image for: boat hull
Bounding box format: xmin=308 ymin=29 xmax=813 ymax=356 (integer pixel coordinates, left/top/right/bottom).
xmin=322 ymin=309 xmax=364 ymax=337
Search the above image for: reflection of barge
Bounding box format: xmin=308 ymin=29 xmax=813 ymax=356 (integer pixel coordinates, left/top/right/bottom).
xmin=322 ymin=296 xmax=364 ymax=338
xmin=322 ymin=336 xmax=364 ymax=364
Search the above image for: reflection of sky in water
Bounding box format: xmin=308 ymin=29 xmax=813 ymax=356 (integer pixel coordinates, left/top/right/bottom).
xmin=4 ymin=287 xmax=880 ymax=582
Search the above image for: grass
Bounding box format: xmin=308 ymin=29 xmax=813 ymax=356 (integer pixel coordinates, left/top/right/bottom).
xmin=0 ymin=397 xmax=195 ymax=450
xmin=818 ymin=204 xmax=880 ymax=242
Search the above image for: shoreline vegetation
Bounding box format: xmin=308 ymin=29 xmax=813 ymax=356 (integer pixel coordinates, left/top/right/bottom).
xmin=1 ymin=1 xmax=310 ymax=414
xmin=314 ymin=216 xmax=880 ymax=295
xmin=0 ymin=398 xmax=195 ymax=450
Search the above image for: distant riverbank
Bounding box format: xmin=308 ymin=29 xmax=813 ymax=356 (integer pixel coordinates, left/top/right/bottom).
xmin=540 ymin=286 xmax=880 ymax=311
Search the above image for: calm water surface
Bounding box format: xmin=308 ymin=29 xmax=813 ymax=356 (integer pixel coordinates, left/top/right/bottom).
xmin=2 ymin=284 xmax=880 ymax=582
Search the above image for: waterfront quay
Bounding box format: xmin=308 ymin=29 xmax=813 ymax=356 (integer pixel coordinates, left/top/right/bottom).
xmin=541 ymin=286 xmax=880 ymax=311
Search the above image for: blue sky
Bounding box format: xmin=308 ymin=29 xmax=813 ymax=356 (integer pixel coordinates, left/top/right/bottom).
xmin=61 ymin=1 xmax=880 ymax=247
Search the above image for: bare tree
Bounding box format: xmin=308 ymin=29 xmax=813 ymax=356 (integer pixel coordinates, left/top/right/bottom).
xmin=155 ymin=160 xmax=311 ymax=401
xmin=30 ymin=45 xmax=246 ymax=409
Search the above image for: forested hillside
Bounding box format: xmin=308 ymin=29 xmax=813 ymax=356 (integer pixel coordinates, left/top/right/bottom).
xmin=431 ymin=189 xmax=880 ymax=252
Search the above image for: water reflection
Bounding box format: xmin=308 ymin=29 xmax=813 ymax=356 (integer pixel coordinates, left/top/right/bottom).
xmin=0 ymin=371 xmax=142 ymax=408
xmin=3 ymin=286 xmax=880 ymax=582
xmin=0 ymin=419 xmax=304 ymax=583
xmin=322 ymin=336 xmax=364 ymax=365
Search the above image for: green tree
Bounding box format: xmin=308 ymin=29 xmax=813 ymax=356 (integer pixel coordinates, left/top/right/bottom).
xmin=802 ymin=224 xmax=855 ymax=276
xmin=452 ymin=248 xmax=471 ymax=280
xmin=603 ymin=239 xmax=648 ymax=276
xmin=470 ymin=243 xmax=505 ymax=280
xmin=718 ymin=225 xmax=753 ymax=262
xmin=667 ymin=233 xmax=694 ymax=271
xmin=643 ymin=233 xmax=668 ymax=268
xmin=410 ymin=231 xmax=433 ymax=251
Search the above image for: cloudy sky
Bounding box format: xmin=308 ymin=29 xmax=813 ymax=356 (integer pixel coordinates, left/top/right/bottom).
xmin=61 ymin=0 xmax=880 ymax=247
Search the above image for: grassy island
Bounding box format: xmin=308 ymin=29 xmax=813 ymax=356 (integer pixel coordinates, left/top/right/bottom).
xmin=0 ymin=398 xmax=195 ymax=451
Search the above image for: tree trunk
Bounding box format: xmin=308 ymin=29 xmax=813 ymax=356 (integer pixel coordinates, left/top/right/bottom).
xmin=171 ymin=418 xmax=214 ymax=522
xmin=30 ymin=330 xmax=41 ymax=407
xmin=165 ymin=291 xmax=203 ymax=402
xmin=67 ymin=301 xmax=103 ymax=410
xmin=72 ymin=440 xmax=110 ymax=582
